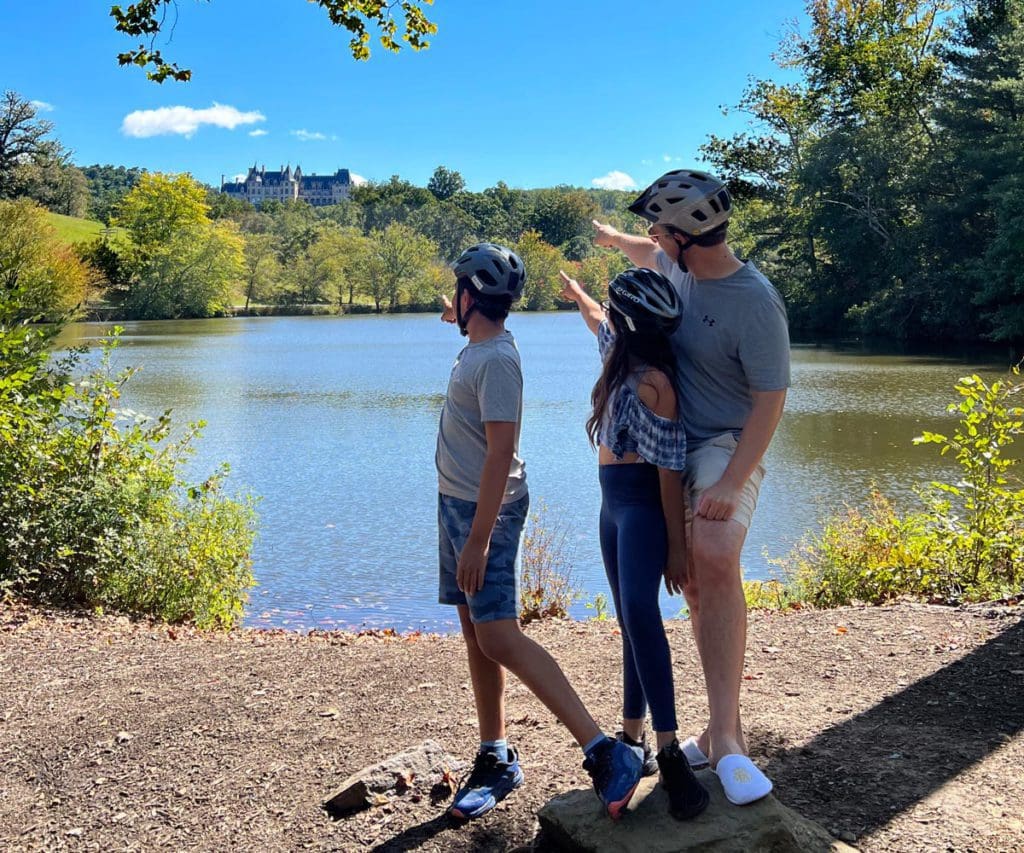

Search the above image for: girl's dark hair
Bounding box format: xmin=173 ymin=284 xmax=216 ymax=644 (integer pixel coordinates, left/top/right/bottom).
xmin=586 ymin=325 xmax=680 ymax=449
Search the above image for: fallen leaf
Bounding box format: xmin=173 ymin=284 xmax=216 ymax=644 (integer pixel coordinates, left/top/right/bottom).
xmin=836 ymin=626 xmax=848 ymax=634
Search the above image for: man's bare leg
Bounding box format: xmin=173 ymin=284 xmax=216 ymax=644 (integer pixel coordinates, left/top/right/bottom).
xmin=688 ymin=516 xmax=748 ymax=765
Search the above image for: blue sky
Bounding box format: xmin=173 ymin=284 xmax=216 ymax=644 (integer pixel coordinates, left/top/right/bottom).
xmin=3 ymin=0 xmax=807 ymax=191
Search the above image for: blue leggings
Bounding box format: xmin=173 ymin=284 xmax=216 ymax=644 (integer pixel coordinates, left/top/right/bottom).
xmin=598 ymin=463 xmax=678 ymax=733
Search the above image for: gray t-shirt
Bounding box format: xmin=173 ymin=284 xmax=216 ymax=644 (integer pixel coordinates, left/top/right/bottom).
xmin=435 ymin=330 xmax=527 ymax=503
xmin=656 ymin=252 xmax=790 ymax=445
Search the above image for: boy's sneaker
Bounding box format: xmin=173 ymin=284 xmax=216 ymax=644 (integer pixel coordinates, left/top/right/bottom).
xmin=582 ymin=737 xmax=642 ymax=820
xmin=616 ymin=730 xmax=658 ymax=777
xmin=656 ymin=739 xmax=710 ymax=821
xmin=448 ymin=746 xmax=524 ymax=821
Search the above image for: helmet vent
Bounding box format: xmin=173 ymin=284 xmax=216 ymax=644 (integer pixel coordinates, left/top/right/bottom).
xmin=718 ymin=191 xmax=731 ymax=210
xmin=692 ymin=209 xmax=708 ymax=222
xmin=476 ymin=269 xmax=497 ymax=287
xmin=649 ymin=202 xmax=662 ymax=213
xmin=665 ymin=196 xmax=684 ymax=204
xmin=708 ymin=198 xmax=721 ymax=213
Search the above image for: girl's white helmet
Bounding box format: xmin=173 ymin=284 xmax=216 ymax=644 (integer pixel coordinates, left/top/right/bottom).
xmin=628 ymin=169 xmax=732 ymax=236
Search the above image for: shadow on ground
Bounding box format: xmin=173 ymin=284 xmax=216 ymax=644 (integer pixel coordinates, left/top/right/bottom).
xmin=761 ymin=617 xmax=1024 ymax=838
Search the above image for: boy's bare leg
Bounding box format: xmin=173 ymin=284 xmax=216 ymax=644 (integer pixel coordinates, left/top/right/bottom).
xmin=472 ymin=618 xmax=602 ymax=748
xmin=457 ymin=605 xmax=506 ymax=742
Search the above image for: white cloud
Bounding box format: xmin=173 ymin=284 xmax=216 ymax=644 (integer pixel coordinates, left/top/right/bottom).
xmin=121 ymin=103 xmax=265 ymax=139
xmin=662 ymin=154 xmax=673 ymax=162
xmin=350 ymin=173 xmax=368 ymax=186
xmin=31 ymin=100 xmax=55 ymax=112
xmin=591 ymin=170 xmax=637 ymax=191
xmin=249 ymin=129 xmax=268 ymax=137
xmin=292 ymin=128 xmax=335 ymax=141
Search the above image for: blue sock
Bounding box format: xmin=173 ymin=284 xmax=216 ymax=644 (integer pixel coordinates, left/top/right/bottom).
xmin=583 ymin=733 xmax=608 ymax=757
xmin=480 ymin=739 xmax=509 ymax=761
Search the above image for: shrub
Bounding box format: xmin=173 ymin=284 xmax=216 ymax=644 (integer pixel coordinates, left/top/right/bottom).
xmin=519 ymin=503 xmax=579 ymax=624
xmin=0 ymin=281 xmax=257 ymax=627
xmin=770 ymin=368 xmax=1024 ymax=608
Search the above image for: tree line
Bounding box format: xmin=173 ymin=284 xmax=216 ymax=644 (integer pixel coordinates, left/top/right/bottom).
xmin=3 ymin=0 xmax=1022 ymax=338
xmin=703 ymin=0 xmax=1024 ymax=343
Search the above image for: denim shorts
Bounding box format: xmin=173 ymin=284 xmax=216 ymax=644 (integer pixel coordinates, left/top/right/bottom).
xmin=438 ymin=492 xmax=529 ymax=624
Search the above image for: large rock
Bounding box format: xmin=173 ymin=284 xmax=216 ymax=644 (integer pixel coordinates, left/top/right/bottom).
xmin=323 ymin=739 xmax=466 ymax=817
xmin=538 ymin=771 xmax=856 ymax=852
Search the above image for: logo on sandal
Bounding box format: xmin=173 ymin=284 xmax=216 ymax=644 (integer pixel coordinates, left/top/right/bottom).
xmin=732 ymin=767 xmax=752 ymax=783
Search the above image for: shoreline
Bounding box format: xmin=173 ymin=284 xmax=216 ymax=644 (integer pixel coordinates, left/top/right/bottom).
xmin=2 ymin=601 xmax=1021 ymax=851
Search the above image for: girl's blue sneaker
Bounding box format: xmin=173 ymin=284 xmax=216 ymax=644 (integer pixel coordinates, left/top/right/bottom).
xmin=448 ymin=746 xmax=524 ymax=820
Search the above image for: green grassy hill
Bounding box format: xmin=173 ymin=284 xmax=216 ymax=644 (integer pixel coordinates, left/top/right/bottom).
xmin=46 ymin=212 xmax=107 ymax=244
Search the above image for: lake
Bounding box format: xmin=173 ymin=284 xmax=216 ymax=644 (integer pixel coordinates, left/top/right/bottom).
xmin=56 ymin=314 xmax=1016 ymax=632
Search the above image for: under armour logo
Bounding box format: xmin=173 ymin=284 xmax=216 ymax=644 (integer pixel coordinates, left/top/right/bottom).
xmin=702 ymin=315 xmax=717 ymax=327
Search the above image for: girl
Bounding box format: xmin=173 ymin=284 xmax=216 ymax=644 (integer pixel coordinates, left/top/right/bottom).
xmin=560 ymin=266 xmax=709 ymax=821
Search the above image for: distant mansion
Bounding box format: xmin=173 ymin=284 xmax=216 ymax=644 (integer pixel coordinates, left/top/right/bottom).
xmin=221 ymin=164 xmax=352 ymax=207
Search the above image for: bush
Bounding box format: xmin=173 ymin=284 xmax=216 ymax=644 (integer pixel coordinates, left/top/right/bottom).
xmin=519 ymin=503 xmax=579 ymax=624
xmin=769 ymin=369 xmax=1024 ymax=608
xmin=0 ymin=284 xmax=257 ymax=627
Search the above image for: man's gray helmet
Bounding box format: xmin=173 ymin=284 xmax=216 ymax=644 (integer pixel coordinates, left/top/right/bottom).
xmin=608 ymin=268 xmax=682 ymax=336
xmin=452 ymin=243 xmax=526 ymax=301
xmin=628 ymin=169 xmax=732 ymax=236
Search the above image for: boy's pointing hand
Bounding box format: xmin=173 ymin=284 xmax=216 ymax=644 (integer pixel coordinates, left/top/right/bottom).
xmin=440 ymin=294 xmax=456 ymax=324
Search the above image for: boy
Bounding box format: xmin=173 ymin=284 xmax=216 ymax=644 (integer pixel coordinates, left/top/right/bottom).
xmin=435 ymin=242 xmax=641 ymax=821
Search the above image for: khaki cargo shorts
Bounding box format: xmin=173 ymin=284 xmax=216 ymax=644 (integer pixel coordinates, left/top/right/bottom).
xmin=684 ymin=431 xmax=765 ymax=531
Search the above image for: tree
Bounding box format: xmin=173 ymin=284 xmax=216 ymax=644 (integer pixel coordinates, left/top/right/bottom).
xmin=81 ymin=164 xmax=145 ymax=224
xmin=280 ymin=226 xmax=348 ymax=306
xmin=115 ymin=173 xmax=243 ymax=318
xmin=115 ymin=172 xmax=211 ymax=248
xmin=0 ymin=200 xmax=89 ymax=320
xmin=0 ymin=92 xmax=54 ymax=198
xmin=11 ymin=155 xmax=90 ymax=217
xmin=526 ymin=188 xmax=599 ymax=248
xmin=514 ymin=230 xmax=567 ymax=311
xmin=124 ymin=221 xmax=243 ymax=319
xmin=408 ymin=201 xmax=478 ymax=261
xmin=427 ymin=165 xmax=465 ymax=201
xmin=361 ymin=222 xmax=436 ymax=311
xmin=930 ymin=0 xmax=1024 ymax=341
xmin=242 ymin=233 xmax=281 ymax=310
xmin=110 ymin=0 xmax=437 ymax=82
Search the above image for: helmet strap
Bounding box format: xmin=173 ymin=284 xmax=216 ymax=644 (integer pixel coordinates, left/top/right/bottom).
xmin=672 ymin=233 xmax=695 ymax=272
xmin=456 ymin=281 xmax=476 ymax=337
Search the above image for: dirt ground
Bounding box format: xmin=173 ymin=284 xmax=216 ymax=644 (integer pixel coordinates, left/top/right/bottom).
xmin=1 ymin=602 xmax=1022 ymax=852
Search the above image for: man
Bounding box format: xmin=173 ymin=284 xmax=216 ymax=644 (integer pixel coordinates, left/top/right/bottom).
xmin=591 ymin=170 xmax=789 ymax=805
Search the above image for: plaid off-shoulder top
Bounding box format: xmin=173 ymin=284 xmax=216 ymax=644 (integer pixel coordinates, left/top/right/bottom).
xmin=595 ymin=321 xmax=687 ymax=471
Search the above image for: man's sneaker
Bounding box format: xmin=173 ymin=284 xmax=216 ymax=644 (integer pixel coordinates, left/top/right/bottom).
xmin=448 ymin=746 xmax=524 ymax=821
xmin=582 ymin=737 xmax=642 ymax=820
xmin=656 ymin=738 xmax=710 ymax=821
xmin=616 ymin=730 xmax=658 ymax=777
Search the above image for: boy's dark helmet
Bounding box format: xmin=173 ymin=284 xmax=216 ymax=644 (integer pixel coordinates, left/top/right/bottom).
xmin=607 ymin=268 xmax=682 ymax=335
xmin=453 ymin=243 xmax=526 ymax=301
